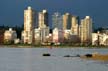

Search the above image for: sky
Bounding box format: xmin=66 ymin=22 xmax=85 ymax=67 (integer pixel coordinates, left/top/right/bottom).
xmin=0 ymin=0 xmax=108 ymax=28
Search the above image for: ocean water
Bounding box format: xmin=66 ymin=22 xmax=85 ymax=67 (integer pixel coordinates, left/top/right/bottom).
xmin=0 ymin=47 xmax=108 ymax=71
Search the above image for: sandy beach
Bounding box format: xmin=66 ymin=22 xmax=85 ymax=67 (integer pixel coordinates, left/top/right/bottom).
xmin=81 ymin=53 xmax=108 ymax=61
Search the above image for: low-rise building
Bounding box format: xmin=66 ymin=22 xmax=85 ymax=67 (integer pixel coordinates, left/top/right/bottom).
xmin=53 ymin=28 xmax=64 ymax=45
xmin=64 ymin=30 xmax=71 ymax=40
xmin=34 ymin=28 xmax=41 ymax=44
xmin=64 ymin=30 xmax=80 ymax=44
xmin=40 ymin=27 xmax=49 ymax=44
xmin=92 ymin=33 xmax=99 ymax=45
xmin=34 ymin=27 xmax=49 ymax=45
xmin=4 ymin=28 xmax=17 ymax=44
xmin=92 ymin=32 xmax=108 ymax=46
xmin=14 ymin=38 xmax=20 ymax=44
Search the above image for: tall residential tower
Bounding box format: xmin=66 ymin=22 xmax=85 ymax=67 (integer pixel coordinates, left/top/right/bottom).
xmin=52 ymin=12 xmax=63 ymax=30
xmin=71 ymin=16 xmax=79 ymax=35
xmin=62 ymin=13 xmax=72 ymax=30
xmin=22 ymin=6 xmax=36 ymax=44
xmin=79 ymin=16 xmax=92 ymax=44
xmin=38 ymin=10 xmax=48 ymax=28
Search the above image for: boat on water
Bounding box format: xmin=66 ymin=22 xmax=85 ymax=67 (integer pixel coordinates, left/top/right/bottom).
xmin=43 ymin=53 xmax=51 ymax=56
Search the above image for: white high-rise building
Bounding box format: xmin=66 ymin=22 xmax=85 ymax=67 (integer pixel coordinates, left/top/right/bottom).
xmin=71 ymin=16 xmax=79 ymax=35
xmin=22 ymin=6 xmax=36 ymax=44
xmin=38 ymin=10 xmax=48 ymax=28
xmin=62 ymin=13 xmax=72 ymax=30
xmin=80 ymin=16 xmax=92 ymax=44
xmin=52 ymin=12 xmax=63 ymax=30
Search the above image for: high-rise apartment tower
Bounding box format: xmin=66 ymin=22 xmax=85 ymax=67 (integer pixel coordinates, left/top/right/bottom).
xmin=22 ymin=6 xmax=36 ymax=44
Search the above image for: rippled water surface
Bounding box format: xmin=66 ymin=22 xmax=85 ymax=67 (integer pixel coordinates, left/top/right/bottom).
xmin=0 ymin=47 xmax=108 ymax=71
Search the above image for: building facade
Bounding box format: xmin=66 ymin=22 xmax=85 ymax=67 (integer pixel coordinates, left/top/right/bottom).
xmin=34 ymin=27 xmax=49 ymax=44
xmin=52 ymin=12 xmax=63 ymax=30
xmin=38 ymin=10 xmax=48 ymax=28
xmin=92 ymin=32 xmax=108 ymax=46
xmin=22 ymin=6 xmax=36 ymax=44
xmin=71 ymin=16 xmax=79 ymax=35
xmin=63 ymin=13 xmax=72 ymax=30
xmin=40 ymin=27 xmax=49 ymax=43
xmin=53 ymin=28 xmax=64 ymax=44
xmin=79 ymin=16 xmax=92 ymax=44
xmin=34 ymin=28 xmax=41 ymax=44
xmin=4 ymin=28 xmax=17 ymax=43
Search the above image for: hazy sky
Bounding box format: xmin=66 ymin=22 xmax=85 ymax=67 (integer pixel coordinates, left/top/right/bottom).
xmin=0 ymin=0 xmax=108 ymax=28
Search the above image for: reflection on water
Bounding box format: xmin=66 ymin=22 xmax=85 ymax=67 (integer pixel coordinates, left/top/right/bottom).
xmin=0 ymin=48 xmax=108 ymax=71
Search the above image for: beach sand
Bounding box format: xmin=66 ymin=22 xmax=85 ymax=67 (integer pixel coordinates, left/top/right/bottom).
xmin=81 ymin=54 xmax=108 ymax=61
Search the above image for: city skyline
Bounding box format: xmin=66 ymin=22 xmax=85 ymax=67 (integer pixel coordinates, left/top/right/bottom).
xmin=0 ymin=0 xmax=108 ymax=28
xmin=20 ymin=6 xmax=92 ymax=45
xmin=2 ymin=6 xmax=108 ymax=46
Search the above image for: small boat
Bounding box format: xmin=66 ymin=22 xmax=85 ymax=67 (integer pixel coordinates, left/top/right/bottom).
xmin=64 ymin=55 xmax=71 ymax=57
xmin=85 ymin=54 xmax=93 ymax=58
xmin=43 ymin=53 xmax=51 ymax=56
xmin=63 ymin=54 xmax=80 ymax=57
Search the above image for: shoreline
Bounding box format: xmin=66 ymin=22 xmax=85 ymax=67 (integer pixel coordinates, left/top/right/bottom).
xmin=0 ymin=44 xmax=108 ymax=48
